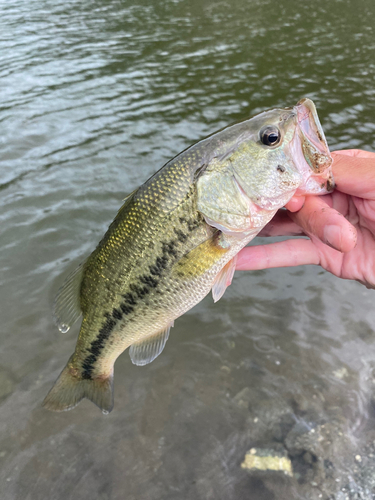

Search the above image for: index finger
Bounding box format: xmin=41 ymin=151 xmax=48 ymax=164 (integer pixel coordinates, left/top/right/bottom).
xmin=333 ymin=149 xmax=375 ymax=158
xmin=331 ymin=151 xmax=375 ymax=200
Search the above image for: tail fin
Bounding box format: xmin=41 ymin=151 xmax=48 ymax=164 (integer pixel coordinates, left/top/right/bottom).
xmin=43 ymin=356 xmax=114 ymax=414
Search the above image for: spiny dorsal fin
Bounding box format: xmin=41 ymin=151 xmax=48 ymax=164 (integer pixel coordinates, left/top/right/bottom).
xmin=53 ymin=263 xmax=84 ymax=333
xmin=116 ymin=188 xmax=138 ymax=216
xmin=212 ymin=255 xmax=237 ymax=303
xmin=129 ymin=322 xmax=174 ymax=366
xmin=122 ymin=188 xmax=138 ymax=203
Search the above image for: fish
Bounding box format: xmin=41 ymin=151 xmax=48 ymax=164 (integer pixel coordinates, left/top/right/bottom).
xmin=43 ymin=98 xmax=333 ymax=414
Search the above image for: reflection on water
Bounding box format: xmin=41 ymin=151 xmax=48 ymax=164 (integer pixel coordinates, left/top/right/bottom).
xmin=1 ymin=0 xmax=375 ymax=498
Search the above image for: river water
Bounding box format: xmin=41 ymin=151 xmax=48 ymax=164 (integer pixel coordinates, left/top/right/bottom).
xmin=1 ymin=0 xmax=375 ymax=498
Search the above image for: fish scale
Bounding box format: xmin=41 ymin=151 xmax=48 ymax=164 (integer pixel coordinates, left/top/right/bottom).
xmin=44 ymin=98 xmax=333 ymax=413
xmin=72 ymin=158 xmax=220 ymax=380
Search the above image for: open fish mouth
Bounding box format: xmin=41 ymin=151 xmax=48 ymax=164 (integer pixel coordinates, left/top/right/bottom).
xmin=291 ymin=98 xmax=335 ymax=195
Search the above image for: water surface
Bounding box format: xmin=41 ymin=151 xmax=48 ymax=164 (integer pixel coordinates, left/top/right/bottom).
xmin=1 ymin=0 xmax=375 ymax=498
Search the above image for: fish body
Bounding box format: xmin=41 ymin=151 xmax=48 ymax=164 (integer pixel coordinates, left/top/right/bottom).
xmin=44 ymin=98 xmax=333 ymax=413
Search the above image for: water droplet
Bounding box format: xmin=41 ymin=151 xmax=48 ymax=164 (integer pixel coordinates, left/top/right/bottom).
xmin=253 ymin=335 xmax=275 ymax=353
xmin=58 ymin=323 xmax=70 ymax=333
xmin=102 ymin=409 xmax=109 ymax=415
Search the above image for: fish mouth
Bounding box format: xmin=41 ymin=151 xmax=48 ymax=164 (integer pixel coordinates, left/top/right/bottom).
xmin=291 ymin=98 xmax=334 ymax=195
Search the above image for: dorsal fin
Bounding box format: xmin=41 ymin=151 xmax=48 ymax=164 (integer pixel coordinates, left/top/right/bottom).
xmin=117 ymin=188 xmax=138 ymax=214
xmin=129 ymin=322 xmax=174 ymax=366
xmin=53 ymin=263 xmax=84 ymax=333
xmin=212 ymin=255 xmax=237 ymax=303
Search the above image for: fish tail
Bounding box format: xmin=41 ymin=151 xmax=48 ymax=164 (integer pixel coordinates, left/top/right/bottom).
xmin=43 ymin=355 xmax=114 ymax=414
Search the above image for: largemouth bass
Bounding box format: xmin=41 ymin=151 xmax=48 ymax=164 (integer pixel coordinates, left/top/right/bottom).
xmin=43 ymin=98 xmax=333 ymax=413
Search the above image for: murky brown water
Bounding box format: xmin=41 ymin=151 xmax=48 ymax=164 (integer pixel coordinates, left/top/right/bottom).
xmin=1 ymin=0 xmax=375 ymax=498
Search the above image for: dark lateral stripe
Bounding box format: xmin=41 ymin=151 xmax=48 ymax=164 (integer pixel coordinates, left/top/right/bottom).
xmin=174 ymin=228 xmax=188 ymax=243
xmin=80 ymin=231 xmax=189 ymax=379
xmin=81 ymin=316 xmax=116 ymax=379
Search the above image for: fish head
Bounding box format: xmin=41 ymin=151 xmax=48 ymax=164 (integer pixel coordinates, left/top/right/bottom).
xmin=196 ymin=99 xmax=333 ymax=234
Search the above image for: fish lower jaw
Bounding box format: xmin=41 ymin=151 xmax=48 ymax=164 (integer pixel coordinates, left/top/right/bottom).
xmin=289 ymin=136 xmax=334 ymax=195
xmin=295 ymin=170 xmax=335 ymax=195
xmin=290 ymin=101 xmax=334 ymax=195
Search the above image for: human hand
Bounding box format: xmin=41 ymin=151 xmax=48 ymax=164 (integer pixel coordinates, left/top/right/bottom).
xmin=236 ymin=150 xmax=375 ymax=289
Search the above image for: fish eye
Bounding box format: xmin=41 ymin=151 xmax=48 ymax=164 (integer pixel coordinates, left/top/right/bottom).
xmin=260 ymin=126 xmax=281 ymax=147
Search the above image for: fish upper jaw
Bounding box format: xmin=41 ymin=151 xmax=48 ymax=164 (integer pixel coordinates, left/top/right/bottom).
xmin=291 ymin=98 xmax=335 ymax=195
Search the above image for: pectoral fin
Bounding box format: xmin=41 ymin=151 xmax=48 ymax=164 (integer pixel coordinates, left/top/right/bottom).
xmin=129 ymin=322 xmax=174 ymax=366
xmin=212 ymin=255 xmax=237 ymax=303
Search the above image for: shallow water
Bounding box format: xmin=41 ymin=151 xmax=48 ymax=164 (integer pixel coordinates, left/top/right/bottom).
xmin=1 ymin=0 xmax=375 ymax=498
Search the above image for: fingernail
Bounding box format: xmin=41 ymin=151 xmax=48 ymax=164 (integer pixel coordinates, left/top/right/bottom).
xmin=323 ymin=225 xmax=342 ymax=250
xmin=285 ymin=196 xmax=305 ymax=212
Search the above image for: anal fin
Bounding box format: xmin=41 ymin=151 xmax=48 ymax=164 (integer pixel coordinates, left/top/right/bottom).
xmin=212 ymin=255 xmax=237 ymax=303
xmin=129 ymin=322 xmax=174 ymax=366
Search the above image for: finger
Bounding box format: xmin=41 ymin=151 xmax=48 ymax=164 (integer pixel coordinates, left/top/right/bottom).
xmin=333 ymin=149 xmax=375 ymax=159
xmin=331 ymin=151 xmax=375 ymax=199
xmin=236 ymin=239 xmax=320 ymax=271
xmin=289 ymin=195 xmax=357 ymax=252
xmin=285 ymin=196 xmax=306 ymax=212
xmin=258 ymin=210 xmax=306 ymax=237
